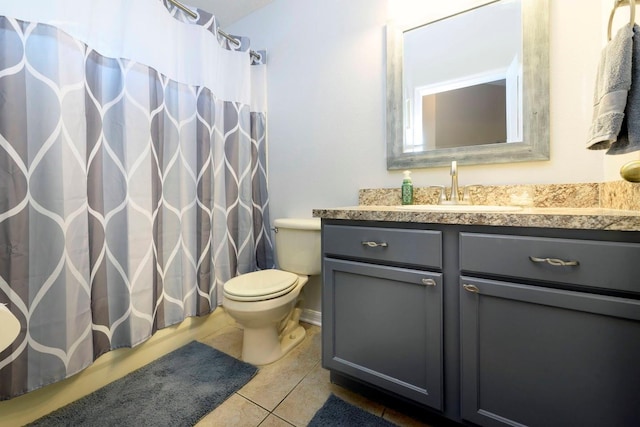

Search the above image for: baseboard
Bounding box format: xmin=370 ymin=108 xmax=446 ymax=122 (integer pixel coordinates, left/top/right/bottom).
xmin=300 ymin=308 xmax=322 ymax=326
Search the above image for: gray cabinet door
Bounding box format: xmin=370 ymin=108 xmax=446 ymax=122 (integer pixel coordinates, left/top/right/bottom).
xmin=322 ymin=258 xmax=443 ymax=409
xmin=460 ymin=276 xmax=640 ymax=427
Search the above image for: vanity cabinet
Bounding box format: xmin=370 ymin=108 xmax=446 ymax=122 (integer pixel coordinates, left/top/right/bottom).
xmin=321 ymin=219 xmax=640 ymax=426
xmin=459 ymin=232 xmax=640 ymax=427
xmin=322 ymin=224 xmax=444 ymax=409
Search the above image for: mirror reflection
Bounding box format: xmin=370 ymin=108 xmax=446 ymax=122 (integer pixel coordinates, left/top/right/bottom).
xmin=417 ymin=78 xmax=508 ymax=151
xmin=403 ymin=0 xmax=521 ymax=152
xmin=386 ymin=0 xmax=549 ymax=170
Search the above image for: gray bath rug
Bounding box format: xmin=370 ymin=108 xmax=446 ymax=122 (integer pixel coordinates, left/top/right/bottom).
xmin=308 ymin=394 xmax=398 ymax=427
xmin=29 ymin=341 xmax=257 ymax=426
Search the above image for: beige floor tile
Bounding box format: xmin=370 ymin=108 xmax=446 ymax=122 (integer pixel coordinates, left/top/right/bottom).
xmin=238 ymin=324 xmax=322 ymax=411
xmin=271 ymin=362 xmax=330 ymax=426
xmin=195 ymin=318 xmax=432 ymax=427
xmin=273 ymin=362 xmax=385 ymax=427
xmin=195 ymin=393 xmax=269 ymax=427
xmin=258 ymin=414 xmax=295 ymax=427
xmin=199 ymin=324 xmax=244 ymax=359
xmin=297 ymin=324 xmax=322 ymax=357
xmin=208 ymin=307 xmax=237 ymax=327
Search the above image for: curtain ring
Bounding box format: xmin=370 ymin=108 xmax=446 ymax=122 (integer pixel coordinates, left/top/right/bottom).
xmin=608 ymin=0 xmax=637 ymax=41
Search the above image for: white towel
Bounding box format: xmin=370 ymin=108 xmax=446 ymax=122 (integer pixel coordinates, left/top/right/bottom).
xmin=587 ymin=25 xmax=634 ymax=150
xmin=607 ymin=24 xmax=640 ymax=154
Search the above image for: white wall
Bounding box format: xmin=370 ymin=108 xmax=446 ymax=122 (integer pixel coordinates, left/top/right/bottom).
xmin=228 ymin=0 xmax=387 ymax=221
xmin=228 ymin=0 xmax=640 ymax=312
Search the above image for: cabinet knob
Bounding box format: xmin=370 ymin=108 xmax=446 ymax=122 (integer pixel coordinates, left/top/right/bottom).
xmin=529 ymin=256 xmax=579 ymax=267
xmin=421 ymin=278 xmax=437 ymax=286
xmin=361 ymin=241 xmax=388 ymax=248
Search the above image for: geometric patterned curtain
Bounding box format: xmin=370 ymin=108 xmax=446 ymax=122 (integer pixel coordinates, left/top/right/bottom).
xmin=0 ymin=1 xmax=272 ymax=400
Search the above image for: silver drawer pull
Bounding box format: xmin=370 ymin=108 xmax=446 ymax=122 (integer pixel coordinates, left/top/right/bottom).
xmin=361 ymin=241 xmax=388 ymax=248
xmin=529 ymin=256 xmax=579 ymax=267
xmin=463 ymin=284 xmax=480 ymax=293
xmin=421 ymin=278 xmax=436 ymax=286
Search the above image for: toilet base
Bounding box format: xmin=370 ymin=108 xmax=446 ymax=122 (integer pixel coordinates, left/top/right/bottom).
xmin=242 ymin=324 xmax=306 ymax=365
xmin=222 ymin=273 xmax=310 ymax=366
xmin=279 ymin=324 xmax=306 ymax=359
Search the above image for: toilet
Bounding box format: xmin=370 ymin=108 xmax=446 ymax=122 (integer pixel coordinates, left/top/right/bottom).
xmin=222 ymin=218 xmax=321 ymax=365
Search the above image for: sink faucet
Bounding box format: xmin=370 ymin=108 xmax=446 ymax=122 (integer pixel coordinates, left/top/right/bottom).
xmin=439 ymin=160 xmax=473 ymax=205
xmin=450 ymin=161 xmax=459 ymax=204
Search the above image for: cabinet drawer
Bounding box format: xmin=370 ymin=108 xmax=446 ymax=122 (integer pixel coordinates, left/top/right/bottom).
xmin=323 ymin=225 xmax=442 ymax=269
xmin=460 ymin=233 xmax=640 ymax=294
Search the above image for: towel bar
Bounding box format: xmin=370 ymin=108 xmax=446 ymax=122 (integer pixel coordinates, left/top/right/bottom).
xmin=609 ymin=0 xmax=637 ymax=40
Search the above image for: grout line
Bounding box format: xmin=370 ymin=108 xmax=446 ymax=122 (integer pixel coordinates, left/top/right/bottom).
xmin=207 ymin=325 xmax=329 ymax=427
xmin=236 ymin=392 xmax=271 ymax=412
xmin=270 ymin=360 xmax=322 ymax=413
xmin=257 ymin=413 xmax=295 ymax=427
xmin=381 ymin=407 xmax=387 ymax=418
xmin=238 ymin=358 xmax=321 ymax=427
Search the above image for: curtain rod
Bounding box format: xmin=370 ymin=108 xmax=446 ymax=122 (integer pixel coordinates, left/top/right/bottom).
xmin=167 ymin=0 xmax=262 ymax=62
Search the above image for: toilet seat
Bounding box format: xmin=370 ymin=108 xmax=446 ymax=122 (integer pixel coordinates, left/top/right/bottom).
xmin=223 ymin=270 xmax=299 ymax=302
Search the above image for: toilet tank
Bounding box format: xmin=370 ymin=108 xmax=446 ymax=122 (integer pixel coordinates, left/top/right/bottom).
xmin=274 ymin=218 xmax=321 ymax=275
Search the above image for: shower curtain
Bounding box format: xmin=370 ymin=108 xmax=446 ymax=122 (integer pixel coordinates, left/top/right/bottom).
xmin=0 ymin=0 xmax=273 ymax=399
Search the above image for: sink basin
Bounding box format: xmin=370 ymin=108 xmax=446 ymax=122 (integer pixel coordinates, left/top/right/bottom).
xmin=397 ymin=204 xmax=523 ymax=212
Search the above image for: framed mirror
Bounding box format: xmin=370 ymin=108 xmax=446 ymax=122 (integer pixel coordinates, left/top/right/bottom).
xmin=386 ymin=0 xmax=549 ymax=169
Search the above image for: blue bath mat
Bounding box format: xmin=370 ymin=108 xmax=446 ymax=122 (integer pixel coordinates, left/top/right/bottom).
xmin=308 ymin=394 xmax=398 ymax=427
xmin=29 ymin=341 xmax=257 ymax=426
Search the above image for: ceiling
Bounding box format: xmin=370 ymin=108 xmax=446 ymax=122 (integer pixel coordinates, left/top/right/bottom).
xmin=182 ymin=0 xmax=273 ymax=27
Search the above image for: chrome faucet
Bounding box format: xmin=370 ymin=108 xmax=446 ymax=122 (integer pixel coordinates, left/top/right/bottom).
xmin=439 ymin=160 xmax=473 ymax=205
xmin=450 ymin=161 xmax=460 ymax=204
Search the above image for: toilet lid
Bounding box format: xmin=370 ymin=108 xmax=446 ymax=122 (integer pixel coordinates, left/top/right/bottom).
xmin=223 ymin=270 xmax=299 ymax=302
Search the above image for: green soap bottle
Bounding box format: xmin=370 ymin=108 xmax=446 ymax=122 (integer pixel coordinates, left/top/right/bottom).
xmin=401 ymin=170 xmax=413 ymax=205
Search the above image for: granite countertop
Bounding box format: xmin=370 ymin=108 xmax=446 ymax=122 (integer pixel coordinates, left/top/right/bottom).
xmin=312 ymin=205 xmax=640 ymax=231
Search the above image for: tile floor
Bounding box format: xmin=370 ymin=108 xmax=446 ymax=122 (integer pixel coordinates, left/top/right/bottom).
xmin=195 ymin=312 xmax=435 ymax=427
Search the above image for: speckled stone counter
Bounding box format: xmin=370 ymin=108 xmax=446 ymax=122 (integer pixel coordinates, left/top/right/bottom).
xmin=313 ymin=181 xmax=640 ymax=231
xmin=312 ymin=206 xmax=640 ymax=231
xmin=358 ymin=181 xmax=640 ymax=210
